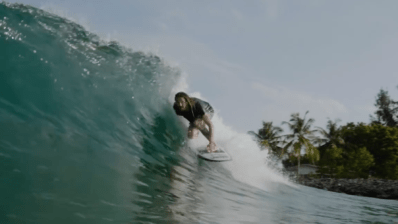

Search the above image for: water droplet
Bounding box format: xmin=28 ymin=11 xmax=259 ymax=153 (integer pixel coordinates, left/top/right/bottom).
xmin=132 ymin=96 xmax=134 ymax=99
xmin=33 ymin=50 xmax=36 ymax=53
xmin=75 ymin=213 xmax=86 ymax=219
xmin=37 ymin=165 xmax=48 ymax=170
xmin=40 ymin=58 xmax=43 ymax=61
xmin=54 ymin=79 xmax=57 ymax=83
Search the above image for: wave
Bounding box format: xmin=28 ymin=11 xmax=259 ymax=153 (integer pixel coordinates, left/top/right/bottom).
xmin=0 ymin=3 xmax=292 ymax=223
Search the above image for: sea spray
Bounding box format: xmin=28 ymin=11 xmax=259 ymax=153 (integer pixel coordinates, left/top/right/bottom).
xmin=171 ymin=91 xmax=292 ymax=190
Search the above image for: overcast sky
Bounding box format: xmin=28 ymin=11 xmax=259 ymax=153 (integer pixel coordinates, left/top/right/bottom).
xmin=7 ymin=0 xmax=398 ymax=133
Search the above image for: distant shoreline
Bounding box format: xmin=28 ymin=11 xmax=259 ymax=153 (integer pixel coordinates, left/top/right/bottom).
xmin=297 ymin=176 xmax=398 ymax=200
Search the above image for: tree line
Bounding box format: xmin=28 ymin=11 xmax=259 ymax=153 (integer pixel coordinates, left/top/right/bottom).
xmin=249 ymin=88 xmax=398 ymax=180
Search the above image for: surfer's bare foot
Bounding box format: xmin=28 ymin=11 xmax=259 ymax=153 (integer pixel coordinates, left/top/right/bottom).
xmin=207 ymin=143 xmax=217 ymax=153
xmin=207 ymin=149 xmax=216 ymax=153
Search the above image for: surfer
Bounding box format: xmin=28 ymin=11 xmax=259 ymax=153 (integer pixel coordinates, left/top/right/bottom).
xmin=173 ymin=92 xmax=217 ymax=153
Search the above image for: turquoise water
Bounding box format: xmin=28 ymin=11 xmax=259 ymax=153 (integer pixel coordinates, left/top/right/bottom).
xmin=1 ymin=3 xmax=397 ymax=224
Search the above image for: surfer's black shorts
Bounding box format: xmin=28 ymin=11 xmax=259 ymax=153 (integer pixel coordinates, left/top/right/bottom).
xmin=189 ymin=112 xmax=213 ymax=127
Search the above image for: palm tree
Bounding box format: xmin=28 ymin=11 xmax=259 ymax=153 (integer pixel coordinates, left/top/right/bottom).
xmin=248 ymin=121 xmax=284 ymax=157
xmin=282 ymin=111 xmax=319 ymax=176
xmin=315 ymin=118 xmax=344 ymax=149
xmin=315 ymin=119 xmax=345 ymax=176
xmin=370 ymin=89 xmax=398 ymax=127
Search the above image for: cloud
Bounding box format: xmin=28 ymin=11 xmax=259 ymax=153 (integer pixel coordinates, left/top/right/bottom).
xmin=157 ymin=22 xmax=168 ymax=31
xmin=252 ymin=82 xmax=348 ymax=117
xmin=262 ymin=0 xmax=279 ymax=19
xmin=231 ymin=9 xmax=244 ymax=22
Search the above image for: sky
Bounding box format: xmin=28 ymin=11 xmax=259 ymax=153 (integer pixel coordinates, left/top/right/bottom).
xmin=6 ymin=0 xmax=398 ymax=133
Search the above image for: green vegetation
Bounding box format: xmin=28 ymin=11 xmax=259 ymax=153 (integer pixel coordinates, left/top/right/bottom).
xmin=370 ymin=89 xmax=398 ymax=127
xmin=282 ymin=111 xmax=319 ymax=175
xmin=250 ymin=88 xmax=398 ymax=180
xmin=248 ymin=121 xmax=283 ymax=157
xmin=340 ymin=123 xmax=398 ymax=179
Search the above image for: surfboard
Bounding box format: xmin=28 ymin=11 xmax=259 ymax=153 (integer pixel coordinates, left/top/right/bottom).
xmin=197 ymin=146 xmax=232 ymax=162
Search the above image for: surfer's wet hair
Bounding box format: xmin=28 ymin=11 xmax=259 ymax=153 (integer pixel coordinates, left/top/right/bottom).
xmin=175 ymin=92 xmax=195 ymax=107
xmin=175 ymin=92 xmax=196 ymax=117
xmin=175 ymin=92 xmax=189 ymax=100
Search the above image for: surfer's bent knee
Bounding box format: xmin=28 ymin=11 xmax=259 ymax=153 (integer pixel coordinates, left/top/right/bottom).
xmin=193 ymin=119 xmax=206 ymax=130
xmin=188 ymin=126 xmax=199 ymax=139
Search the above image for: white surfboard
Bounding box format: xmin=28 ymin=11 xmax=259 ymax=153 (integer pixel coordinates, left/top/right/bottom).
xmin=197 ymin=146 xmax=232 ymax=162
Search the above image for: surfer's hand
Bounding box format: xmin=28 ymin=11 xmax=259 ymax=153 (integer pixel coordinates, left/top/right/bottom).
xmin=207 ymin=142 xmax=217 ymax=153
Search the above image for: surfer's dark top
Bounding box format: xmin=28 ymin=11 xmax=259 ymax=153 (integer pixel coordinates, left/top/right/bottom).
xmin=173 ymin=97 xmax=214 ymax=123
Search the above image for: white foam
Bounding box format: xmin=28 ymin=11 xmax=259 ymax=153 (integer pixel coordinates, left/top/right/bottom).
xmin=214 ymin=114 xmax=292 ymax=189
xmin=171 ymin=78 xmax=293 ymax=190
xmin=169 ymin=73 xmax=189 ymax=103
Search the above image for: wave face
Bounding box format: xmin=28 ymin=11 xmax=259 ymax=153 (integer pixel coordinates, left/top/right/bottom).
xmin=1 ymin=3 xmax=398 ymax=224
xmin=0 ymin=3 xmax=186 ymax=223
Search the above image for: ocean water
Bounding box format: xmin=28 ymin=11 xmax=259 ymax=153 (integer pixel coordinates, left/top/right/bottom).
xmin=0 ymin=3 xmax=397 ymax=224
